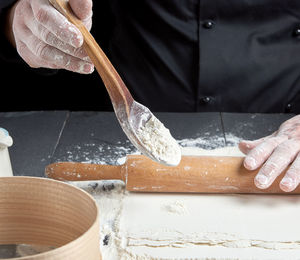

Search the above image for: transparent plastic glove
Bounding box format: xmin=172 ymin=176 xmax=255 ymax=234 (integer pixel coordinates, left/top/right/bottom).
xmin=7 ymin=0 xmax=94 ymax=74
xmin=239 ymin=115 xmax=300 ymax=192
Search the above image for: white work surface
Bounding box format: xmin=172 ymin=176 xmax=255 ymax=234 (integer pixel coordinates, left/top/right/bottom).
xmin=70 ymin=145 xmax=300 ymax=260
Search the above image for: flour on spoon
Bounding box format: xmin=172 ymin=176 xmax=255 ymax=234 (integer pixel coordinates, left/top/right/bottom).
xmin=136 ymin=115 xmax=181 ymax=166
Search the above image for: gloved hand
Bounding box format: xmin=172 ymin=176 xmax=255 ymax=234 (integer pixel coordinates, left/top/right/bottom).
xmin=239 ymin=115 xmax=300 ymax=192
xmin=6 ymin=0 xmax=94 ymax=74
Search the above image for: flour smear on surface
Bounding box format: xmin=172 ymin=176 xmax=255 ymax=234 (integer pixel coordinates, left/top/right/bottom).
xmin=69 ymin=134 xmax=300 ymax=260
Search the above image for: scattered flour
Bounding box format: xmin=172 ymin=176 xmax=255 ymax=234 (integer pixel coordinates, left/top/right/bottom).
xmin=66 ymin=134 xmax=243 ymax=259
xmin=60 ymin=133 xmax=241 ymax=166
xmin=161 ymin=200 xmax=188 ymax=215
xmin=62 ymin=140 xmax=137 ymax=165
xmin=178 ymin=133 xmax=241 ymax=149
xmin=55 ymin=131 xmax=300 ymax=259
xmin=67 ymin=134 xmax=300 ymax=260
xmin=69 ymin=177 xmax=300 ymax=260
xmin=113 ymin=146 xmax=300 ymax=260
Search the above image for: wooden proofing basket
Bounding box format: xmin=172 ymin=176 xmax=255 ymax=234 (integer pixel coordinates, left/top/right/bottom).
xmin=0 ymin=177 xmax=101 ymax=260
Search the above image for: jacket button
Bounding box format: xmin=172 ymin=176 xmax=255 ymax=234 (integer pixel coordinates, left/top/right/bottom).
xmin=200 ymin=96 xmax=212 ymax=104
xmin=285 ymin=103 xmax=292 ymax=112
xmin=203 ymin=20 xmax=214 ymax=29
xmin=293 ymin=28 xmax=300 ymax=37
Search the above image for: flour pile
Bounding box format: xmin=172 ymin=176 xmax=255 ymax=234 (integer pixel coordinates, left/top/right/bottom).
xmin=136 ymin=115 xmax=181 ymax=166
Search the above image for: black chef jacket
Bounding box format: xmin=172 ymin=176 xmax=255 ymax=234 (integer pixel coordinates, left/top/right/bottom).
xmin=1 ymin=0 xmax=300 ymax=113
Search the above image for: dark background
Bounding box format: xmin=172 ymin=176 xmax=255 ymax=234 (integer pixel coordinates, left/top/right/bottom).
xmin=0 ymin=1 xmax=113 ymax=112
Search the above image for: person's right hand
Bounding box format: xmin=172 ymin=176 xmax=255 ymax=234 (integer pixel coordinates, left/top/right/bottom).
xmin=6 ymin=0 xmax=94 ymax=74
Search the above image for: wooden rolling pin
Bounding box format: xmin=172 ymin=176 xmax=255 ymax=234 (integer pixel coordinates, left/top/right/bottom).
xmin=45 ymin=154 xmax=298 ymax=194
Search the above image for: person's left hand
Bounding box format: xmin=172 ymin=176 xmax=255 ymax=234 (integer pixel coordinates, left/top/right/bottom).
xmin=239 ymin=115 xmax=300 ymax=192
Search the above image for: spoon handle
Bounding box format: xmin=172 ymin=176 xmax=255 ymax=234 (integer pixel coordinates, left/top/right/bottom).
xmin=49 ymin=0 xmax=133 ymax=113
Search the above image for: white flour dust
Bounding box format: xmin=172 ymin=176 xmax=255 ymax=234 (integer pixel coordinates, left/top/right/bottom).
xmin=68 ymin=134 xmax=250 ymax=260
xmin=61 ymin=134 xmax=242 ymax=166
xmin=178 ymin=133 xmax=241 ymax=149
xmin=136 ymin=115 xmax=181 ymax=166
xmin=68 ymin=132 xmax=300 ymax=260
xmin=161 ymin=200 xmax=188 ymax=215
xmin=62 ymin=140 xmax=137 ymax=165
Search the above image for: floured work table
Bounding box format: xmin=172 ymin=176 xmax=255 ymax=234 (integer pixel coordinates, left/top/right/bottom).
xmin=0 ymin=111 xmax=297 ymax=259
xmin=0 ymin=111 xmax=294 ymax=176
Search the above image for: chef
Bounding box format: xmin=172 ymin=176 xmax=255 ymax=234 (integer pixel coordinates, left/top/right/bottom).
xmin=1 ymin=0 xmax=300 ymax=192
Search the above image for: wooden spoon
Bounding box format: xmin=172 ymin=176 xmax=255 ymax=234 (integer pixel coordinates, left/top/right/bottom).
xmin=49 ymin=0 xmax=181 ymax=166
